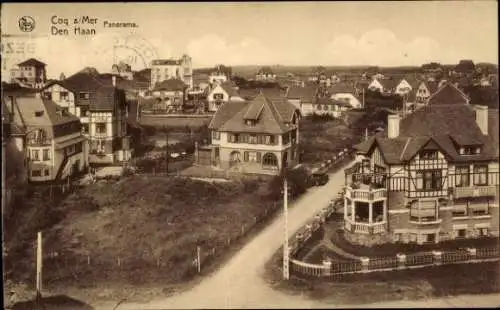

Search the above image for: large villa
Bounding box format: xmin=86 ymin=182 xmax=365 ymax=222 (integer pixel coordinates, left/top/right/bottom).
xmin=343 ymin=87 xmax=499 ymax=245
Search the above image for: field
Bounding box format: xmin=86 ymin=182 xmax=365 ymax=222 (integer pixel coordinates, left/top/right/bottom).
xmin=5 ymin=175 xmax=280 ymax=305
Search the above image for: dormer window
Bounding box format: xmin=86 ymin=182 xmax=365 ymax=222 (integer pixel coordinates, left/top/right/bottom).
xmin=35 ymin=111 xmax=44 ymax=117
xmin=79 ymin=92 xmax=90 ymax=100
xmin=246 ymin=120 xmax=255 ymax=126
xmin=460 ymin=146 xmax=479 ymax=155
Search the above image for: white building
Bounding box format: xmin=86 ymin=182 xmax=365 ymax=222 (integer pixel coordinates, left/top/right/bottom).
xmin=150 ymin=55 xmax=193 ymax=89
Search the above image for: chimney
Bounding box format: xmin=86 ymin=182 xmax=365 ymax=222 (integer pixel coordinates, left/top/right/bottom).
xmin=474 ymin=105 xmax=488 ymax=135
xmin=387 ymin=114 xmax=400 ymax=138
xmin=112 ymin=76 xmax=116 ymax=87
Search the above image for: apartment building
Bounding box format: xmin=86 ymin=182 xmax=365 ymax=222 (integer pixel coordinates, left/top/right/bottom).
xmin=150 ymin=55 xmax=193 ymax=89
xmin=344 ymin=103 xmax=498 ymax=246
xmin=42 ymin=72 xmax=131 ymax=165
xmin=5 ymin=95 xmax=87 ymax=183
xmin=208 ymin=92 xmax=300 ymax=175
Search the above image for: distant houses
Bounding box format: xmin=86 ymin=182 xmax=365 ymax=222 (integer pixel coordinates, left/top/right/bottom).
xmin=150 ymin=55 xmax=193 ymax=89
xmin=9 ymin=58 xmax=47 ymax=89
xmin=255 ymin=66 xmax=276 ymax=82
xmin=207 ymin=81 xmax=245 ymax=112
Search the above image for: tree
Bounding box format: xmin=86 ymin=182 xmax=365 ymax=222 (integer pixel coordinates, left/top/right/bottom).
xmin=268 ymin=166 xmax=309 ymax=201
xmin=59 ymin=72 xmax=66 ymax=80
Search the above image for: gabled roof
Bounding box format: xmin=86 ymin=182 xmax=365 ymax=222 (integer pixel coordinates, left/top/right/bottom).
xmin=219 ymin=81 xmax=239 ymax=97
xmin=421 ymin=80 xmax=439 ymax=94
xmin=286 ymin=85 xmax=317 ymax=101
xmin=356 ymin=104 xmax=497 ymax=164
xmin=378 ymin=78 xmax=399 ymax=91
xmin=209 ymin=92 xmax=299 ymax=134
xmin=17 ymin=58 xmax=46 ymax=67
xmin=328 ymin=82 xmax=355 ymax=94
xmin=153 ymin=79 xmax=187 ymax=91
xmin=13 ymin=97 xmax=79 ymax=128
xmin=427 ymin=82 xmax=469 ymax=105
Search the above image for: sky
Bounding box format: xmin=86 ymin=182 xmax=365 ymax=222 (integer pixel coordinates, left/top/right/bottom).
xmin=1 ymin=1 xmax=498 ymax=79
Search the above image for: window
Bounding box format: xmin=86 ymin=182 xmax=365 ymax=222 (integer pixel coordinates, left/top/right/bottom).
xmin=44 ymin=92 xmax=52 ymax=100
xmin=211 ymin=131 xmax=220 ymax=140
xmin=79 ymin=92 xmax=90 ymax=100
xmin=60 ymin=91 xmax=69 ymax=101
xmin=264 ymin=135 xmax=275 ymax=145
xmin=42 ymin=149 xmax=50 ymax=161
xmin=31 ymin=150 xmax=40 ymax=161
xmin=31 ymin=170 xmax=42 ymax=177
xmin=244 ymin=151 xmax=249 ymax=162
xmin=249 ymin=134 xmax=257 ymax=144
xmin=473 ymin=165 xmax=488 ymax=185
xmin=477 ymin=228 xmax=489 ymax=237
xmin=96 ymin=123 xmax=106 ymax=134
xmin=80 ymin=106 xmax=89 ymax=116
xmin=214 ymin=147 xmax=220 ymax=158
xmin=455 ymin=166 xmax=470 ymax=187
xmin=452 ymin=202 xmax=467 ymax=217
xmin=44 ymin=169 xmax=50 ymax=176
xmin=256 ymin=152 xmax=262 ymax=163
xmin=82 ymin=123 xmax=89 ymax=134
xmin=416 ymin=170 xmax=442 ymax=191
xmin=410 ymin=200 xmax=437 ymax=222
xmin=456 ymin=229 xmax=467 ymax=239
xmin=460 ymin=146 xmax=478 ymax=155
xmin=214 ymin=93 xmax=224 ymax=100
xmin=419 ymin=150 xmax=438 ymax=160
xmin=248 ymin=152 xmax=257 ymax=162
xmin=262 ymin=153 xmax=278 ymax=166
xmin=96 ymin=140 xmax=105 ymax=152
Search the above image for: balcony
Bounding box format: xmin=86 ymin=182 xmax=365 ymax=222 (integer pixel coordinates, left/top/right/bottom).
xmin=345 ymin=186 xmax=387 ymax=202
xmin=344 ymin=218 xmax=387 ymax=234
xmin=453 ymin=185 xmax=497 ymax=199
xmin=409 ymin=216 xmax=442 ymax=225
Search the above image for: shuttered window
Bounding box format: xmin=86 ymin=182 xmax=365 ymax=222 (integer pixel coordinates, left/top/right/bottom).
xmin=256 ymin=152 xmax=262 ymax=163
xmin=244 ymin=151 xmax=249 ymax=162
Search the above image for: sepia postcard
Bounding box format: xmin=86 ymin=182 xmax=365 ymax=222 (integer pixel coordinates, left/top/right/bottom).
xmin=1 ymin=1 xmax=499 ymax=309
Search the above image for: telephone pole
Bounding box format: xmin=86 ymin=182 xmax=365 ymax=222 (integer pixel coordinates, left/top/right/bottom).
xmin=283 ymin=177 xmax=290 ymax=280
xmin=36 ymin=231 xmax=43 ymax=309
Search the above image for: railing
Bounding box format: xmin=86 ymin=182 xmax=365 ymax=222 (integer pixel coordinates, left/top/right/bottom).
xmin=345 ymin=186 xmax=387 ymax=201
xmin=344 ymin=218 xmax=386 ymax=234
xmin=453 ymin=185 xmax=497 ymax=199
xmin=405 ymin=253 xmax=434 ymax=266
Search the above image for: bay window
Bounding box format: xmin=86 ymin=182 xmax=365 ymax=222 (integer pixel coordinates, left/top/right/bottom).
xmin=415 ymin=170 xmax=442 ymax=191
xmin=473 ymin=165 xmax=488 ymax=185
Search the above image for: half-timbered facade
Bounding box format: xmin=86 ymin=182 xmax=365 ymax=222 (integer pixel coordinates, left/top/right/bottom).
xmin=344 ymin=103 xmax=499 ymax=246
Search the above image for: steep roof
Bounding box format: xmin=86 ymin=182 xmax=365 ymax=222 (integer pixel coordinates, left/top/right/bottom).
xmin=356 ymin=104 xmax=497 ymax=164
xmin=17 ymin=58 xmax=46 ymax=67
xmin=428 ymin=82 xmax=469 ymax=105
xmin=378 ymin=78 xmax=399 ymax=91
xmin=153 ymin=79 xmax=187 ymax=91
xmin=422 ymin=80 xmax=439 ymax=94
xmin=286 ymin=85 xmax=317 ymax=102
xmin=13 ymin=97 xmax=79 ymax=128
xmin=219 ymin=81 xmax=239 ymax=97
xmin=209 ymin=92 xmax=298 ymax=134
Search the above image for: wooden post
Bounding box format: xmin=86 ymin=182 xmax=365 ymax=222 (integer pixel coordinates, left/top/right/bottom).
xmin=197 ymin=246 xmax=201 ymax=273
xmin=87 ymin=255 xmax=90 ymax=265
xmin=36 ymin=232 xmax=43 ymax=295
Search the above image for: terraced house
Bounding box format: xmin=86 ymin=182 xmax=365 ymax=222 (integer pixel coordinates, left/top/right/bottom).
xmin=42 ymin=71 xmax=131 ymax=165
xmin=344 ymin=102 xmax=498 ymax=246
xmin=208 ymin=92 xmax=300 ymax=175
xmin=5 ymin=95 xmax=87 ymax=184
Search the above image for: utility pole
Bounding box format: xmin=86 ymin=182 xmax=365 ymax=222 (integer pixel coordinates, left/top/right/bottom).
xmin=165 ymin=128 xmax=169 ymax=173
xmin=36 ymin=231 xmax=43 ymax=309
xmin=283 ymin=177 xmax=290 ymax=280
xmin=362 ymin=87 xmax=365 ymax=109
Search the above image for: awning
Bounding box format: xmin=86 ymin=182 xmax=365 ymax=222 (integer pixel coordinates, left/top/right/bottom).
xmin=56 ymin=136 xmax=86 ymax=149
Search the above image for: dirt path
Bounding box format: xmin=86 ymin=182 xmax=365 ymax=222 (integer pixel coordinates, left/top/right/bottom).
xmin=94 ymin=161 xmax=500 ymax=309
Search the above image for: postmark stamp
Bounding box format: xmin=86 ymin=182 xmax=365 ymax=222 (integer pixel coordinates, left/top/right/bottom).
xmin=93 ymin=33 xmax=160 ymax=70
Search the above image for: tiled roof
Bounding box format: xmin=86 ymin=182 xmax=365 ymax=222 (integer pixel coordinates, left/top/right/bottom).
xmin=356 ymin=104 xmax=497 ymax=164
xmin=428 ymin=82 xmax=469 ymax=105
xmin=219 ymin=81 xmax=239 ymax=97
xmin=13 ymin=97 xmax=79 ymax=128
xmin=151 ymin=59 xmax=181 ymax=66
xmin=286 ymin=85 xmax=317 ymax=102
xmin=17 ymin=58 xmax=46 ymax=67
xmin=239 ymin=87 xmax=286 ymax=101
xmin=153 ymin=79 xmax=187 ymax=91
xmin=209 ymin=93 xmax=299 ymax=134
xmin=328 ymin=82 xmax=355 ymax=94
xmin=378 ymin=78 xmax=399 ymax=91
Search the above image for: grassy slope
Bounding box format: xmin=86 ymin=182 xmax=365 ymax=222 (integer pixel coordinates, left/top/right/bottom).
xmin=12 ymin=176 xmax=275 ymax=292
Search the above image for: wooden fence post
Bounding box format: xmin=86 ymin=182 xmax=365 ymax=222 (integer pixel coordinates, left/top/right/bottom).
xmin=117 ymin=257 xmax=121 ymax=267
xmin=87 ymin=255 xmax=90 ymax=265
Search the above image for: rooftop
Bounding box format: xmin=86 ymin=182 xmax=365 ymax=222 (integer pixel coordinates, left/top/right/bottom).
xmin=17 ymin=58 xmax=46 ymax=67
